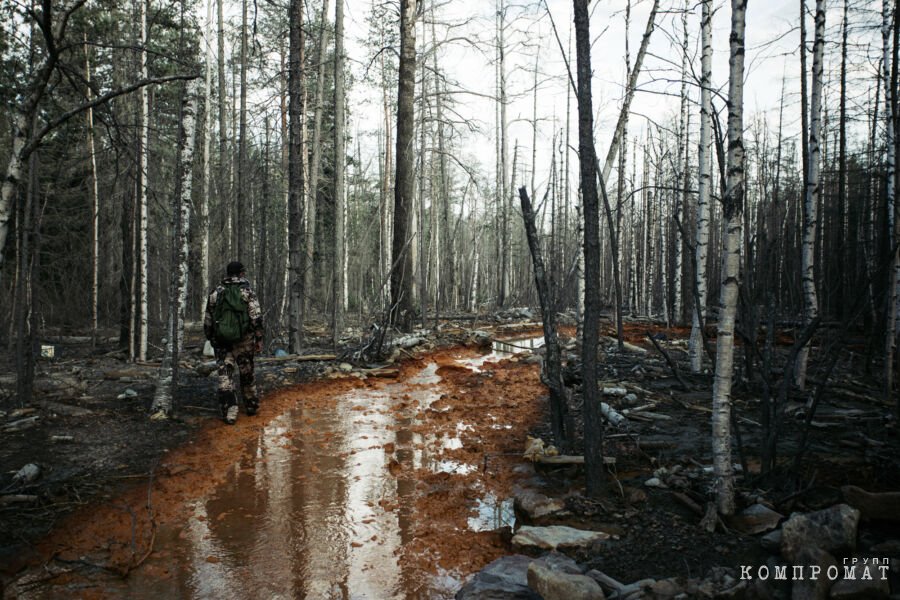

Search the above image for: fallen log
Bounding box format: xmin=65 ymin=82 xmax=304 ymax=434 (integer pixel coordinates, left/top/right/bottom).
xmin=258 ymin=353 xmax=337 ymax=364
xmin=0 ymin=494 xmax=38 ymax=506
xmin=600 ymin=402 xmax=626 ymax=427
xmin=841 ymin=486 xmax=900 ymax=522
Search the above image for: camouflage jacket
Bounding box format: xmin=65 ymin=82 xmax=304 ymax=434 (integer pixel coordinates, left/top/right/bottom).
xmin=203 ymin=276 xmax=264 ymax=346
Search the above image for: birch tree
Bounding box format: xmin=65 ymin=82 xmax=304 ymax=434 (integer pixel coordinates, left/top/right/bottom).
xmin=690 ymin=0 xmax=713 ymax=374
xmin=333 ymin=0 xmax=346 ymax=344
xmin=137 ymin=0 xmax=150 ymax=362
xmin=711 ymin=0 xmax=748 ymax=516
xmin=199 ymin=0 xmax=214 ymax=319
xmin=151 ymin=79 xmax=200 ymax=417
xmin=797 ymin=0 xmax=826 ymax=390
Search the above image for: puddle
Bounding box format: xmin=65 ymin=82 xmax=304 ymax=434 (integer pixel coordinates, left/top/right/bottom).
xmin=467 ymin=492 xmax=516 ymax=533
xmin=94 ymin=359 xmax=503 ymax=599
xmin=458 ymin=336 xmax=544 ymax=372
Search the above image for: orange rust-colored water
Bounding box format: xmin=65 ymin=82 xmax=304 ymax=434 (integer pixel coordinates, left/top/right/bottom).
xmin=23 ymin=341 xmax=548 ymax=599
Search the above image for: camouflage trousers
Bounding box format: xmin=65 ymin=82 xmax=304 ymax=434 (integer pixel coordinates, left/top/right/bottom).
xmin=215 ymin=336 xmax=258 ymax=415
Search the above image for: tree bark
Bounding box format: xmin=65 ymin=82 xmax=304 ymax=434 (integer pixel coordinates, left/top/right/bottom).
xmin=711 ymin=0 xmax=748 ymax=517
xmin=333 ymin=0 xmax=346 ymax=345
xmin=573 ymin=0 xmax=605 ymax=496
xmin=288 ymin=0 xmax=306 ymax=353
xmin=519 ymin=187 xmax=567 ymax=448
xmin=151 ymin=79 xmax=199 ymax=416
xmin=797 ymin=0 xmax=826 ymax=390
xmin=883 ymin=0 xmax=898 ymax=402
xmin=690 ymin=0 xmax=713 ymax=374
xmin=391 ymin=0 xmax=417 ymax=330
xmin=137 ymin=0 xmax=149 ymax=362
xmin=306 ymin=0 xmax=332 ymax=317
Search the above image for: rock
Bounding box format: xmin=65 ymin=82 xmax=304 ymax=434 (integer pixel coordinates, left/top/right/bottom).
xmin=513 ymin=486 xmax=566 ymax=521
xmin=116 ymin=388 xmax=139 ymax=400
xmin=728 ymin=503 xmax=784 ymax=535
xmin=648 ymin=578 xmax=683 ymax=597
xmin=339 ymin=363 xmax=353 ymax=373
xmin=203 ymin=340 xmax=215 ymax=357
xmin=455 ymin=555 xmax=541 ymax=599
xmin=791 ymin=548 xmax=836 ymax=600
xmin=829 ymin=570 xmax=890 ymax=599
xmin=760 ymin=529 xmax=783 ymax=553
xmin=781 ymin=504 xmax=860 ymax=562
xmin=274 ymin=348 xmax=289 ymax=357
xmin=512 ymin=525 xmax=609 ymax=552
xmin=623 ymin=393 xmax=638 ymax=405
xmin=527 ymin=562 xmax=605 ymax=600
xmin=644 ymin=477 xmax=665 ymax=488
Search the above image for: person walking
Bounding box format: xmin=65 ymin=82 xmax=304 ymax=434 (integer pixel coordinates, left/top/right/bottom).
xmin=204 ymin=261 xmax=264 ymax=424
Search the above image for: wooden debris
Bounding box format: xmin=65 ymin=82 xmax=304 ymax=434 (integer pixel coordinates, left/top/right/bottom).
xmin=841 ymin=485 xmax=900 ymax=522
xmin=600 ymin=402 xmax=627 ymax=426
xmin=0 ymin=494 xmax=38 ymax=506
xmin=259 ymin=353 xmax=337 ymax=364
xmin=3 ymin=416 xmax=39 ymax=432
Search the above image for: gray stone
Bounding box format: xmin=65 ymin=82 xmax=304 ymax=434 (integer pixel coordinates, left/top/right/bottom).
xmin=203 ymin=340 xmax=215 ymax=357
xmin=829 ymin=574 xmax=890 ymax=600
xmin=729 ymin=503 xmax=784 ymax=535
xmin=455 ymin=552 xmax=581 ymax=600
xmin=513 ymin=486 xmax=566 ymax=521
xmin=781 ymin=504 xmax=860 ymax=562
xmin=512 ymin=525 xmax=610 ymax=552
xmin=455 ymin=555 xmax=541 ymax=599
xmin=760 ymin=529 xmax=783 ymax=553
xmin=339 ymin=362 xmax=353 ymax=373
xmin=648 ymin=578 xmax=683 ymax=597
xmin=644 ymin=477 xmax=665 ymax=488
xmin=527 ymin=562 xmax=605 ymax=600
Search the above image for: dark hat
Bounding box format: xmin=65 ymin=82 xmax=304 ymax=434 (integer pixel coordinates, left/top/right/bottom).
xmin=226 ymin=261 xmax=245 ymax=276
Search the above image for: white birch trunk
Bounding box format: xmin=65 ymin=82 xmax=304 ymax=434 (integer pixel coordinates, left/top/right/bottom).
xmin=797 ymin=0 xmax=826 ymax=390
xmin=673 ymin=0 xmax=688 ymax=324
xmin=711 ymin=0 xmax=747 ymax=517
xmin=151 ymin=79 xmax=199 ymax=416
xmin=199 ymin=0 xmax=213 ymax=321
xmin=499 ymin=0 xmax=510 ymax=307
xmin=333 ymin=0 xmax=345 ymax=344
xmin=690 ymin=0 xmax=713 ymax=374
xmin=85 ymin=38 xmax=100 ymax=346
xmin=138 ymin=0 xmax=150 ymax=362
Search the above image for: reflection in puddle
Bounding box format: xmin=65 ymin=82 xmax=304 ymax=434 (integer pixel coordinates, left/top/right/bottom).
xmin=121 ymin=360 xmax=494 ymax=599
xmin=458 ymin=336 xmax=544 ymax=372
xmin=467 ymin=493 xmax=516 ymax=533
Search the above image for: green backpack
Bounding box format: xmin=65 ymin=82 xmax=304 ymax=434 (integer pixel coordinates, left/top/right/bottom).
xmin=213 ymin=284 xmax=250 ymax=345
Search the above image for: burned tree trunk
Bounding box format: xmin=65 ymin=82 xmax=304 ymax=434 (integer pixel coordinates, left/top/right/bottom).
xmin=519 ymin=187 xmax=567 ymax=449
xmin=573 ymin=0 xmax=605 ymax=496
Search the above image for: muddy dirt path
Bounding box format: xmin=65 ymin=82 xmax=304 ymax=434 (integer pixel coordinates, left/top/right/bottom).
xmin=10 ymin=338 xmax=548 ymax=599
